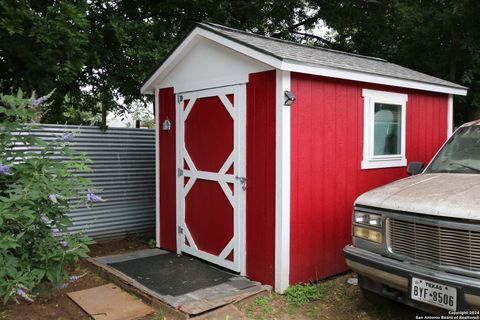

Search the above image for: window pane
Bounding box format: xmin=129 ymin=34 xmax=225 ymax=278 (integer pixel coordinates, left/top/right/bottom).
xmin=426 ymin=126 xmax=480 ymax=174
xmin=373 ymin=103 xmax=401 ymax=156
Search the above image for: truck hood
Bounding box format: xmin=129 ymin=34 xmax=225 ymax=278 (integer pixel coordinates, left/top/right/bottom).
xmin=356 ymin=173 xmax=480 ymax=220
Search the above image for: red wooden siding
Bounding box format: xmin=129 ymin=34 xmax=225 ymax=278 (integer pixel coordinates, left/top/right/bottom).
xmin=158 ymin=87 xmax=177 ymax=252
xmin=246 ymin=70 xmax=276 ymax=285
xmin=185 ymin=96 xmax=234 ymax=172
xmin=289 ymin=73 xmax=448 ymax=284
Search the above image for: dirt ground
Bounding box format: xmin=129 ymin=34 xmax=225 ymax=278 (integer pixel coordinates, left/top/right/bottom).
xmin=236 ymin=274 xmax=423 ymax=320
xmin=0 ymin=234 xmax=425 ymax=320
xmin=0 ymin=233 xmax=155 ymax=320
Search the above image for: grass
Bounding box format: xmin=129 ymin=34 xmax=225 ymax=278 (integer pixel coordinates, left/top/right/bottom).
xmin=317 ymin=276 xmax=358 ymax=307
xmin=285 ymin=283 xmax=320 ymax=306
xmin=241 ymin=273 xmax=419 ymax=320
xmin=246 ymin=296 xmax=273 ymax=319
xmin=153 ymin=308 xmax=167 ymax=320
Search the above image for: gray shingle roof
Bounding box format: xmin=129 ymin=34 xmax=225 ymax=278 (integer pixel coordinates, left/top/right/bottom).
xmin=200 ymin=23 xmax=466 ymax=90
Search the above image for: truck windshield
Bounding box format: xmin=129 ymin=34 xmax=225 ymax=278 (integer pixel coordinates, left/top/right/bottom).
xmin=426 ymin=125 xmax=480 ymax=174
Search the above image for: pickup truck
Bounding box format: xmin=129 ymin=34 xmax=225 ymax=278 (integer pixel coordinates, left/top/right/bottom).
xmin=344 ymin=120 xmax=480 ymax=313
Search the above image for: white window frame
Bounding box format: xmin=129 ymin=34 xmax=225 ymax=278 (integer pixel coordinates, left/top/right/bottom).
xmin=362 ymin=89 xmax=408 ymax=170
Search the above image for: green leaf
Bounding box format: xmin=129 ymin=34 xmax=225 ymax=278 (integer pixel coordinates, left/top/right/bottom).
xmin=24 ymin=136 xmax=48 ymax=147
xmin=31 ymin=269 xmax=46 ymax=281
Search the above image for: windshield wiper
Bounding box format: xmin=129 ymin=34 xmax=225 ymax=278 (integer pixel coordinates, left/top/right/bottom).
xmin=450 ymin=161 xmax=480 ymax=173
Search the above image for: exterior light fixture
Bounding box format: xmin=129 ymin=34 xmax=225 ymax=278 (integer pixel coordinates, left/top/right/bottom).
xmin=284 ymin=90 xmax=296 ymax=106
xmin=162 ymin=117 xmax=171 ymax=131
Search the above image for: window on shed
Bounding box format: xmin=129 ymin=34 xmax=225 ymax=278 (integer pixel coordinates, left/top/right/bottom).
xmin=374 ymin=103 xmax=401 ymax=156
xmin=362 ymin=89 xmax=408 ymax=169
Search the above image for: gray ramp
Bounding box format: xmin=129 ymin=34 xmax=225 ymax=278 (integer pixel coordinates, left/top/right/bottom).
xmin=108 ymin=253 xmax=233 ymax=296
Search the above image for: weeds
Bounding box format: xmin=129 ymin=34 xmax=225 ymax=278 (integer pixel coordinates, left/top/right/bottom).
xmin=154 ymin=308 xmax=167 ymax=320
xmin=247 ymin=295 xmax=272 ymax=319
xmin=285 ymin=283 xmax=320 ymax=306
xmin=148 ymin=238 xmax=157 ymax=249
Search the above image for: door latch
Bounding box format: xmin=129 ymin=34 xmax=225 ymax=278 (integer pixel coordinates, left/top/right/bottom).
xmin=178 ymin=226 xmax=183 ymax=234
xmin=178 ymin=168 xmax=183 ymax=176
xmin=235 ymin=176 xmax=247 ymax=191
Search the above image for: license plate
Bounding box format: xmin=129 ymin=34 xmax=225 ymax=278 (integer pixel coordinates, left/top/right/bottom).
xmin=411 ymin=277 xmax=457 ymax=311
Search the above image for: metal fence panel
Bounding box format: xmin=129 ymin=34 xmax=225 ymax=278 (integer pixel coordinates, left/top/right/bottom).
xmin=28 ymin=124 xmax=156 ymax=240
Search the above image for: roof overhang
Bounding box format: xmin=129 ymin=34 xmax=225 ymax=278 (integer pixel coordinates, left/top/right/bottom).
xmin=141 ymin=25 xmax=468 ymax=97
xmin=280 ymin=60 xmax=468 ymax=96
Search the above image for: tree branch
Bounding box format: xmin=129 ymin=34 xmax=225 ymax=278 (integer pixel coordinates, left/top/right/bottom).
xmin=286 ymin=14 xmax=322 ymax=32
xmin=271 ymin=15 xmax=321 ymax=39
xmin=291 ymin=30 xmax=331 ymax=46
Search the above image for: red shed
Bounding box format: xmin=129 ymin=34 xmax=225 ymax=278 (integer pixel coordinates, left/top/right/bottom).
xmin=141 ymin=23 xmax=467 ymax=293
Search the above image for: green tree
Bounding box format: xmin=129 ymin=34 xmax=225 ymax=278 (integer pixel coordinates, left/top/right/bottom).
xmin=0 ymin=0 xmax=90 ymax=124
xmin=295 ymin=0 xmax=480 ymax=124
xmin=0 ymin=0 xmax=308 ymax=125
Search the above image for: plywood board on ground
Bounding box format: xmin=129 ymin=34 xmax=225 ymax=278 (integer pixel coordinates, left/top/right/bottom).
xmin=67 ymin=283 xmax=154 ymax=320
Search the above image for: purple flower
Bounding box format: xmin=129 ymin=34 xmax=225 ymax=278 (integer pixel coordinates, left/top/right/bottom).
xmin=16 ymin=288 xmax=26 ymax=297
xmin=0 ymin=164 xmax=10 ymax=175
xmin=40 ymin=214 xmax=49 ymax=224
xmin=15 ymin=287 xmax=34 ymax=301
xmin=49 ymin=194 xmax=60 ymax=203
xmin=62 ymin=132 xmax=73 ymax=142
xmin=32 ymin=96 xmax=47 ymax=106
xmin=87 ymin=190 xmax=103 ymax=202
xmin=69 ymin=274 xmax=86 ymax=282
xmin=53 ymin=283 xmax=69 ymax=289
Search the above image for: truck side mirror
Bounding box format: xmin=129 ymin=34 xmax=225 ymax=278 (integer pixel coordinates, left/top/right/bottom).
xmin=407 ymin=162 xmax=424 ymax=175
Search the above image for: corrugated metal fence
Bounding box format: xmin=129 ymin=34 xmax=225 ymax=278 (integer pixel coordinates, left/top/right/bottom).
xmin=29 ymin=124 xmax=156 ymax=239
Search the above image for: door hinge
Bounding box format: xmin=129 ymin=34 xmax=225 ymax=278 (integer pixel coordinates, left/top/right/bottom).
xmin=235 ymin=176 xmax=247 ymax=191
xmin=178 ymin=168 xmax=183 ymax=176
xmin=177 ymin=95 xmax=183 ymax=103
xmin=178 ymin=226 xmax=183 ymax=234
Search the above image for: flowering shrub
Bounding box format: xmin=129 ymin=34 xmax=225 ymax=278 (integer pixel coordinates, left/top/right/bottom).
xmin=0 ymin=90 xmax=100 ymax=303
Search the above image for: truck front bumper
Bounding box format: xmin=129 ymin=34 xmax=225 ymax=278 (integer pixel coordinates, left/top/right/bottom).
xmin=344 ymin=245 xmax=480 ymax=313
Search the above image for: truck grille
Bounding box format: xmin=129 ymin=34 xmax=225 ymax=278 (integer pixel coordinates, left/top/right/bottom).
xmin=389 ymin=219 xmax=480 ymax=271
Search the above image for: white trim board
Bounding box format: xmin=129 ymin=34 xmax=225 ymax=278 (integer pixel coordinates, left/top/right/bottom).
xmin=274 ymin=70 xmax=291 ymax=293
xmin=155 ymin=87 xmax=160 ymax=248
xmin=361 ymin=89 xmax=408 ymax=170
xmin=141 ymin=26 xmax=467 ymax=97
xmin=447 ymin=94 xmax=453 ymax=137
xmin=175 ymin=90 xmax=182 ymax=255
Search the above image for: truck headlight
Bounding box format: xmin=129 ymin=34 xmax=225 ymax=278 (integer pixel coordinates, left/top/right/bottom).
xmin=354 ymin=212 xmax=383 ymax=228
xmin=353 ymin=226 xmax=383 ymax=244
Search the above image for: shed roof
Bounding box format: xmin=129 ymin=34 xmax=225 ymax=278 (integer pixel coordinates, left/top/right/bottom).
xmin=141 ymin=23 xmax=467 ymax=96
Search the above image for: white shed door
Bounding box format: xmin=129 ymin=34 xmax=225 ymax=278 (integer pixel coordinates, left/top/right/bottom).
xmin=176 ymin=85 xmax=246 ymax=273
